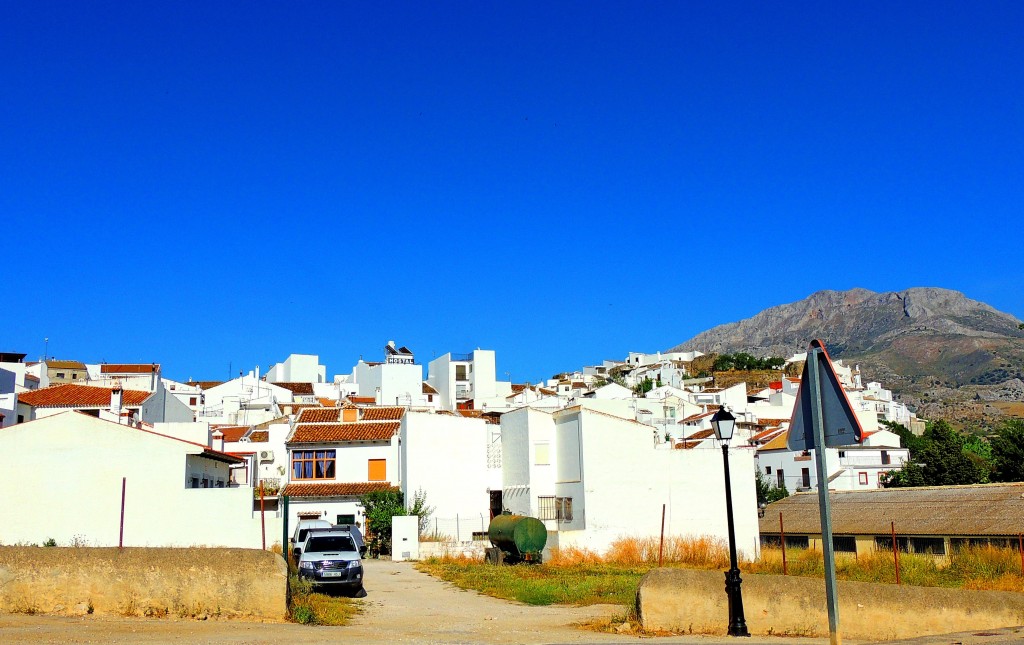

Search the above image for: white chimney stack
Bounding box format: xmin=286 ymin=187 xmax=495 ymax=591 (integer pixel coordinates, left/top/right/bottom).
xmin=212 ymin=430 xmax=225 ymax=452
xmin=110 ymin=385 xmax=123 ymax=420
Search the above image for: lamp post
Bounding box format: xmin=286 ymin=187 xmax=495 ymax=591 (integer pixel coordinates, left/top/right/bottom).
xmin=711 ymin=406 xmax=750 ymax=637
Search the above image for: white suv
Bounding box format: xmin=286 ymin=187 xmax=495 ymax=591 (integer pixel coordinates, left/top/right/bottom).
xmin=297 ymin=527 xmax=364 ymax=594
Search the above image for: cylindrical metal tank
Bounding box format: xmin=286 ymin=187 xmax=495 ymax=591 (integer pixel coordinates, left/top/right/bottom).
xmin=487 ymin=514 xmax=547 ymax=562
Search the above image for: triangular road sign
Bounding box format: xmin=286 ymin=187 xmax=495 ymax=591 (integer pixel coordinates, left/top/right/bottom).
xmin=787 ymin=339 xmax=864 ymax=451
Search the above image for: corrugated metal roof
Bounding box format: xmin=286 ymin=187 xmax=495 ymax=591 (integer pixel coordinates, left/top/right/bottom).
xmin=760 ymin=483 xmax=1024 ymax=537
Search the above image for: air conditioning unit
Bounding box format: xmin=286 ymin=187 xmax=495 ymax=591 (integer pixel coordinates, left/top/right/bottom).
xmin=259 ymin=450 xmax=274 ymax=462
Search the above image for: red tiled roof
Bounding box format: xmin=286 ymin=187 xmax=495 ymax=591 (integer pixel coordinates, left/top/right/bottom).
xmin=213 ymin=425 xmax=249 ymax=442
xmin=750 ymin=427 xmax=784 ymax=442
xmin=24 ymin=374 xmax=40 ymax=382
xmin=19 ymin=384 xmax=150 ymax=408
xmin=511 ymin=383 xmax=528 ymax=393
xmin=275 ymin=382 xmax=315 ymax=395
xmin=422 ymin=382 xmax=438 ymax=395
xmin=318 ymin=398 xmax=337 ymax=407
xmin=100 ymin=364 xmax=159 ymax=374
xmin=297 ymin=408 xmax=341 ymax=424
xmin=289 ymin=422 xmax=400 ymax=443
xmin=247 ymin=430 xmax=270 ymax=442
xmin=189 ymin=380 xmax=224 ymax=390
xmin=685 ymin=429 xmax=716 ymax=441
xmin=681 ymin=412 xmax=714 ymax=423
xmin=46 ymin=360 xmax=86 ymax=370
xmin=348 ymin=396 xmax=376 ymax=404
xmin=283 ymin=482 xmax=398 ymax=498
xmin=361 ymin=406 xmax=405 ymax=421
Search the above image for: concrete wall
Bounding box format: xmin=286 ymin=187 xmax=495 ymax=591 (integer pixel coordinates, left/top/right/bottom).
xmin=0 ymin=547 xmax=286 ymax=620
xmin=637 ymin=567 xmax=1024 ymax=640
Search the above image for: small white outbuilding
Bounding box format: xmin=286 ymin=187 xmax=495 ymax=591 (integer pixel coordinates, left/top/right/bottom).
xmin=0 ymin=411 xmax=274 ymax=548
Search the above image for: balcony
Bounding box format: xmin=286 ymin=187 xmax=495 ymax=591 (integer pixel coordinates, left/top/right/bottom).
xmin=254 ymin=477 xmax=281 ymax=498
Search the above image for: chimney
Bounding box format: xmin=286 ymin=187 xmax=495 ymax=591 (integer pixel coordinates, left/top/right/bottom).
xmin=110 ymin=385 xmax=123 ymax=420
xmin=212 ymin=430 xmax=225 ymax=452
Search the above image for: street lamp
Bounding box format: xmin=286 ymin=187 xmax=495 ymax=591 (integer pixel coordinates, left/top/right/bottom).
xmin=710 ymin=406 xmax=750 ymax=637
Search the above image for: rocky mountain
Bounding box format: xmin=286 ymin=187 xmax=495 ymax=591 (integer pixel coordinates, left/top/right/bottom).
xmin=669 ymin=288 xmax=1024 ymax=425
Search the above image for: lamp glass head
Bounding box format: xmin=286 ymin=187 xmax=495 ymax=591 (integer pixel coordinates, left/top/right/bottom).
xmin=711 ymin=407 xmax=736 ymax=442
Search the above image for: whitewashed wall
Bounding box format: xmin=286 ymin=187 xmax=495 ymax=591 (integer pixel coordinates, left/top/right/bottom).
xmin=401 ymin=412 xmax=491 ymax=523
xmin=0 ymin=412 xmax=279 ymax=549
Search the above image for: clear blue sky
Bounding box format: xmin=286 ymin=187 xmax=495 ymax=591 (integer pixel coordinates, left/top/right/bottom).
xmin=4 ymin=2 xmax=1023 ymax=383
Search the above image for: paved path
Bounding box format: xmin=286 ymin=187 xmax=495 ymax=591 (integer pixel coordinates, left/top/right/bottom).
xmin=0 ymin=558 xmax=1012 ymax=644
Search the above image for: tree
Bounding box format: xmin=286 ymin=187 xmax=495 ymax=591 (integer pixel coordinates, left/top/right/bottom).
xmin=360 ymin=489 xmax=407 ymax=556
xmin=360 ymin=488 xmax=435 ymax=555
xmin=755 ymin=468 xmax=789 ymax=505
xmin=407 ymin=488 xmax=434 ymax=535
xmin=990 ymin=419 xmax=1024 ymax=482
xmin=882 ymin=420 xmax=988 ymax=488
xmin=633 ymin=376 xmax=654 ymax=395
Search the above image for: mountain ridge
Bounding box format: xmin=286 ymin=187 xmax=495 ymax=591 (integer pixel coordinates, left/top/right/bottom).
xmin=668 ymin=287 xmax=1024 ymax=424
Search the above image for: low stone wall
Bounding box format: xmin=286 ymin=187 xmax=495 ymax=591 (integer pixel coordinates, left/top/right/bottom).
xmin=0 ymin=547 xmax=287 ymax=621
xmin=638 ymin=568 xmax=1024 ymax=640
xmin=418 ymin=541 xmax=487 ymax=560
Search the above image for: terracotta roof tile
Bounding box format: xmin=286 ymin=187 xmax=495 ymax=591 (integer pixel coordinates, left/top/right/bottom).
xmin=283 ymin=482 xmax=399 ymax=498
xmin=422 ymin=382 xmax=438 ymax=395
xmin=360 ymin=406 xmax=405 ymax=421
xmin=296 ymin=408 xmax=341 ymax=424
xmin=189 ymin=380 xmax=224 ymax=390
xmin=275 ymin=382 xmax=315 ymax=395
xmin=758 ymin=429 xmax=791 ymax=451
xmin=100 ymin=364 xmax=159 ymax=374
xmin=213 ymin=425 xmax=249 ymax=442
xmin=289 ymin=422 xmax=400 ymax=443
xmin=19 ymin=384 xmax=150 ymax=408
xmin=685 ymin=429 xmax=716 ymax=441
xmin=318 ymin=398 xmax=337 ymax=407
xmin=348 ymin=396 xmax=376 ymax=404
xmin=46 ymin=360 xmax=86 ymax=370
xmin=248 ymin=431 xmax=269 ymax=442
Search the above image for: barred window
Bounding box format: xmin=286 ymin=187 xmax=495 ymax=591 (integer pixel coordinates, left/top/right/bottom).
xmin=537 ymin=496 xmax=573 ymax=521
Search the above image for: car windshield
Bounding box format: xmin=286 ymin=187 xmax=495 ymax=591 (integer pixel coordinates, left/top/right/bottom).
xmin=306 ymin=535 xmax=356 ymax=553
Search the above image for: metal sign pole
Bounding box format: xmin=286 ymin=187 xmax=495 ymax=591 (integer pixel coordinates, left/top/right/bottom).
xmin=808 ymin=347 xmax=841 ymax=645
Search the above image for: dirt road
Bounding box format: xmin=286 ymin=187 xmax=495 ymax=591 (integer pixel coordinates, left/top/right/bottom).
xmin=0 ymin=559 xmax=845 ymax=644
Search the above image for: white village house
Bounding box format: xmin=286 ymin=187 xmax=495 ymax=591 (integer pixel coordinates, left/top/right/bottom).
xmin=0 ymin=411 xmax=278 ymax=548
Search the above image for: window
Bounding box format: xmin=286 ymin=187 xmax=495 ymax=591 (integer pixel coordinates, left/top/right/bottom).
xmin=858 ymin=472 xmax=869 ymax=485
xmin=881 ymin=450 xmax=891 ymax=465
xmin=291 ymin=450 xmax=336 ymax=480
xmin=337 ymin=514 xmax=356 ymax=526
xmin=765 ymin=466 xmax=772 ymax=475
xmin=455 ymin=365 xmax=468 ymax=381
xmin=56 ymin=372 xmax=65 ymax=378
xmin=832 ymin=536 xmax=857 ymax=553
xmin=537 ymin=496 xmax=573 ymax=521
xmin=368 ymin=459 xmax=386 ymax=481
xmin=801 ymin=468 xmax=811 ymax=488
xmin=910 ymin=537 xmax=945 ymax=555
xmin=838 ymin=450 xmax=846 ymax=458
xmin=190 ymin=476 xmax=200 ymax=488
xmin=72 ymin=374 xmax=78 ymax=380
xmin=190 ymin=397 xmax=198 ymax=406
xmin=534 ymin=442 xmax=550 ymax=465
xmin=777 ymin=470 xmax=785 ymax=488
